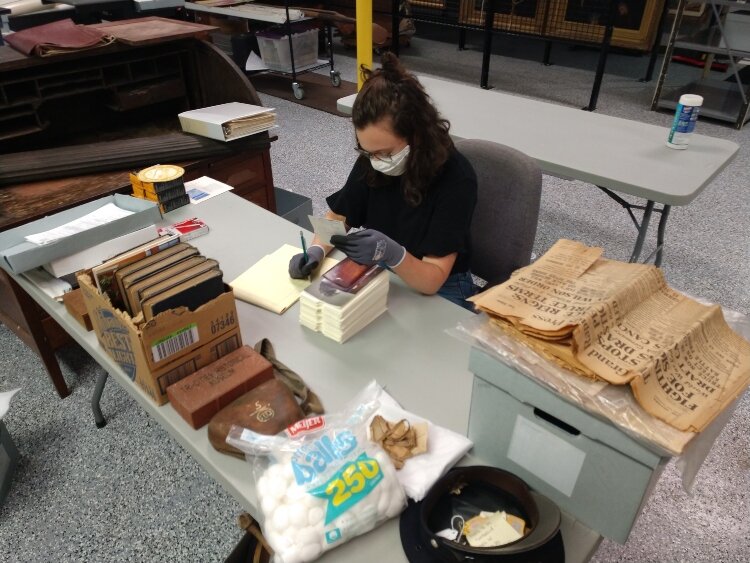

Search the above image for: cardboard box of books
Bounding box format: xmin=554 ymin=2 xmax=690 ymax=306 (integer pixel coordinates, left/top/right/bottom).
xmin=78 ymin=273 xmax=242 ymax=405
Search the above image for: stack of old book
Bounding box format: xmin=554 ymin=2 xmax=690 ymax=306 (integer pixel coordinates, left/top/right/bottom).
xmin=92 ymin=238 xmax=224 ymax=321
xmin=299 ymin=259 xmax=389 ymax=343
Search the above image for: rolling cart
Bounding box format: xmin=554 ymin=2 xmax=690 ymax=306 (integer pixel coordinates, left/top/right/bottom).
xmin=254 ymin=5 xmax=341 ymax=100
xmin=185 ymin=1 xmax=341 ymax=100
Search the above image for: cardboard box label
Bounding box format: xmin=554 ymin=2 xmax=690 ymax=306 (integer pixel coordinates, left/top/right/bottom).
xmin=151 ymin=323 xmax=199 ymax=363
xmin=507 ymin=415 xmax=586 ymax=497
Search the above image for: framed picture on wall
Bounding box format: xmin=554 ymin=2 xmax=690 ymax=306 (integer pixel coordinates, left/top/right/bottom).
xmin=458 ymin=0 xmax=546 ymax=34
xmin=546 ymin=0 xmax=666 ymax=51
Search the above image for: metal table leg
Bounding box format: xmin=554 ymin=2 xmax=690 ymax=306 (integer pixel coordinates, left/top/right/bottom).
xmin=629 ymin=200 xmax=655 ymax=263
xmin=596 ymin=186 xmax=669 ymax=265
xmin=92 ymin=371 xmax=108 ymax=428
xmin=654 ymin=204 xmax=671 ymax=267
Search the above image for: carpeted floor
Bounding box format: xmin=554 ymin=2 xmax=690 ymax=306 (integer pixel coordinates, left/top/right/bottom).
xmin=1 ymin=25 xmax=749 ymax=563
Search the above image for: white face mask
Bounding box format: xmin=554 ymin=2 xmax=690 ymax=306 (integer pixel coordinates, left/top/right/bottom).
xmin=370 ymin=145 xmax=410 ymax=176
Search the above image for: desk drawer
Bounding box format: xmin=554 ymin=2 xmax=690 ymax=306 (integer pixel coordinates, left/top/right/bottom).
xmin=185 ymin=150 xmax=275 ymax=212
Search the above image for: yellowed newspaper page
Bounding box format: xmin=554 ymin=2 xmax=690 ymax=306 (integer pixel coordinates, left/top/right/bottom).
xmin=628 ymin=304 xmax=750 ymax=432
xmin=472 ymin=238 xmax=750 ymax=434
xmin=470 ymin=239 xmax=602 ymax=337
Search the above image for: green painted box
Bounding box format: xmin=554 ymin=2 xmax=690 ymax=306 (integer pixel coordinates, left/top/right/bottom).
xmin=468 ymin=347 xmax=670 ymax=544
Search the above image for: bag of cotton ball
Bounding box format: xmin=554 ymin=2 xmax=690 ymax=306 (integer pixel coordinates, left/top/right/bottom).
xmin=227 ymin=381 xmax=407 ymax=563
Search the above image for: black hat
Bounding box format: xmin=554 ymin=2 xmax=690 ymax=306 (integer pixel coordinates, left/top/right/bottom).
xmin=399 ymin=466 xmax=564 ymax=563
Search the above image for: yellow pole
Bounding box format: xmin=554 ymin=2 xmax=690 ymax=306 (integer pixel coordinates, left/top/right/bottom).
xmin=355 ymin=0 xmax=373 ymax=90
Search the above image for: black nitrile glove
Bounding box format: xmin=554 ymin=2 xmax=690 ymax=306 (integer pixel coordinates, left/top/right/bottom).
xmin=330 ymin=229 xmax=406 ymax=268
xmin=288 ymin=244 xmax=325 ymax=279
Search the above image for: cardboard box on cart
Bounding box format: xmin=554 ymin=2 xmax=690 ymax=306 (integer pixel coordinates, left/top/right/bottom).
xmin=79 ymin=274 xmax=242 ymax=405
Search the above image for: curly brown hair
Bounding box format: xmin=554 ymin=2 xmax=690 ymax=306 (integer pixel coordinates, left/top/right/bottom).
xmin=351 ymin=52 xmax=453 ymax=207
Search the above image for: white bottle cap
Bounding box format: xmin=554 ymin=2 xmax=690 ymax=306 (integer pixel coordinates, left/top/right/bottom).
xmin=679 ymin=94 xmax=703 ymax=107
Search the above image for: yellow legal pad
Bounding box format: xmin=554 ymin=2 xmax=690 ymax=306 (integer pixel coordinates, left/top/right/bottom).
xmin=229 ymin=244 xmax=339 ymax=314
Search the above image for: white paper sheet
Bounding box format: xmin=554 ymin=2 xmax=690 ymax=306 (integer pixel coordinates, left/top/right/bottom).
xmin=24 ymin=203 xmax=134 ymax=246
xmin=308 ymin=216 xmax=347 ymax=244
xmin=185 ymin=176 xmax=235 ymax=204
xmin=0 ymin=388 xmax=20 ymax=420
xmin=23 ymin=267 xmax=73 ymax=301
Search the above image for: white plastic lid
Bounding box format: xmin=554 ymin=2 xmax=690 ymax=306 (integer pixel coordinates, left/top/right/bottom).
xmin=679 ymin=94 xmax=704 ymax=106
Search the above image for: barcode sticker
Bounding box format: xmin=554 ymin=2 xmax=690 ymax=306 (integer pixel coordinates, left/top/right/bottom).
xmin=151 ymin=324 xmax=199 ymax=363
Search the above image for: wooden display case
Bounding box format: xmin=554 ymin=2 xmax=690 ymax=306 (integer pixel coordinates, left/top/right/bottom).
xmin=546 ymin=0 xmax=667 ymax=50
xmin=456 ymin=0 xmax=665 ymax=50
xmin=458 ymin=0 xmax=546 ymax=34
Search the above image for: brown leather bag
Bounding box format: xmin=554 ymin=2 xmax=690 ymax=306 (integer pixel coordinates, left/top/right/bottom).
xmin=207 ymin=338 xmax=324 ymax=458
xmin=208 ymin=378 xmax=304 ymax=458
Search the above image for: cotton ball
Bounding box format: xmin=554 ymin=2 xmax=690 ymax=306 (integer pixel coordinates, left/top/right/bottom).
xmin=265 ymin=530 xmax=292 ymax=553
xmin=298 ymin=542 xmax=322 ymax=561
xmin=285 ymin=483 xmax=307 ymax=504
xmin=281 ymin=462 xmax=295 ymax=482
xmin=266 ymin=463 xmax=284 ymax=480
xmin=272 ymin=504 xmax=291 ymax=532
xmin=268 ymin=474 xmax=288 ymax=500
xmin=302 ymin=491 xmax=322 ymax=508
xmin=288 ymin=503 xmax=308 ymax=528
xmin=307 ymin=505 xmax=324 ymax=527
xmin=279 ymin=547 xmax=303 ymax=563
xmin=261 ymin=494 xmax=279 ymax=517
xmin=296 ymin=526 xmax=320 ymax=546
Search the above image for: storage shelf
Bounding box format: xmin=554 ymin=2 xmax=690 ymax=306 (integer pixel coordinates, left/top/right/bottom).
xmin=675 ymin=27 xmax=750 ymax=57
xmin=656 ymin=79 xmax=750 ymax=125
xmin=652 ymin=0 xmax=750 ymax=129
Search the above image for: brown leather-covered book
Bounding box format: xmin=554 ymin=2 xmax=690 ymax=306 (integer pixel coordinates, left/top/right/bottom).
xmin=208 ymin=379 xmax=305 ymax=458
xmin=166 ymin=345 xmax=274 ymax=429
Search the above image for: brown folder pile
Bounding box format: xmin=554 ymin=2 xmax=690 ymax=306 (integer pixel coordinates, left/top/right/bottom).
xmin=5 ymin=19 xmax=115 ymax=57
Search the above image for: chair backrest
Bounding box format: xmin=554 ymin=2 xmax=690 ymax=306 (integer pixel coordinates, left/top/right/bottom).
xmin=456 ymin=139 xmax=542 ymax=288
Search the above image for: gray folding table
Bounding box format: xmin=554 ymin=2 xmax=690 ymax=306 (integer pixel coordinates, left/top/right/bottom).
xmin=338 ymin=77 xmax=739 ymax=266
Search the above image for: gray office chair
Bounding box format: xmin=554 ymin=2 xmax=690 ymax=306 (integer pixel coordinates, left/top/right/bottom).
xmin=456 ymin=139 xmax=542 ymax=288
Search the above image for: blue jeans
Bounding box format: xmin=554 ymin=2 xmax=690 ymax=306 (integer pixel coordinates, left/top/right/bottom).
xmin=437 ymin=271 xmax=478 ymax=312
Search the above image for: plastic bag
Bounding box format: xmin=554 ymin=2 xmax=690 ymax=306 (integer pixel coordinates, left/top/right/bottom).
xmin=227 ymin=382 xmax=407 ymax=563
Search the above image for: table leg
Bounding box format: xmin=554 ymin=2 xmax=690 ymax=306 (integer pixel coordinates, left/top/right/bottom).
xmin=655 ymin=204 xmax=671 ymax=267
xmin=92 ymin=372 xmax=108 ymax=428
xmin=0 ymin=271 xmax=70 ymax=398
xmin=629 ymin=200 xmax=655 ymax=263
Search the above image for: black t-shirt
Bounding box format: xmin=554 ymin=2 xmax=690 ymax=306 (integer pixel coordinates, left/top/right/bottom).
xmin=326 ymin=149 xmax=477 ymax=274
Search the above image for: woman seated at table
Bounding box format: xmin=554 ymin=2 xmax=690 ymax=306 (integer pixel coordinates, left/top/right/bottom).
xmin=288 ymin=53 xmax=478 ymax=311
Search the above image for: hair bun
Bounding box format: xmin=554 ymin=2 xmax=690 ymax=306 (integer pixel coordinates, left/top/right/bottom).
xmin=379 ymin=52 xmax=406 ymax=83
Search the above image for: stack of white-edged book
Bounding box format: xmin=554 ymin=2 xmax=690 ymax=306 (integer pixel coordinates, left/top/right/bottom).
xmin=299 ymin=265 xmax=389 ymax=343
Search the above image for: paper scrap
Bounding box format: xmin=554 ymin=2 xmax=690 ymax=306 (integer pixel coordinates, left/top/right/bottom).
xmin=23 ymin=267 xmax=73 ymax=301
xmin=465 ymin=511 xmax=523 ymax=547
xmin=308 ymin=216 xmax=347 ymax=245
xmin=245 ymin=51 xmax=269 ymax=72
xmin=0 ymin=388 xmax=21 ymax=420
xmin=185 ymin=176 xmax=234 ymax=204
xmin=25 ymin=203 xmax=133 ymax=246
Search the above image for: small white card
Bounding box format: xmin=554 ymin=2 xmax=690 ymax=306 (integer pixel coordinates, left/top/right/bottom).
xmin=308 ymin=216 xmax=346 ymax=244
xmin=185 ymin=176 xmax=234 ymax=204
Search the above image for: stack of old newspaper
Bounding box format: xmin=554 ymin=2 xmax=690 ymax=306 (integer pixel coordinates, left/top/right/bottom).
xmin=469 ymin=239 xmax=750 ymax=433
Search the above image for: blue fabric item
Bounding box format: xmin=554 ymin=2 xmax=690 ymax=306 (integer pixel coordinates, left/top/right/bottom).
xmin=437 ymin=271 xmax=478 ymax=312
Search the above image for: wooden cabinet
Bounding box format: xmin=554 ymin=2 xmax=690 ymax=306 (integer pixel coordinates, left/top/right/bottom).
xmin=453 ymin=0 xmax=666 ymax=51
xmin=0 ymin=23 xmax=278 ymax=397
